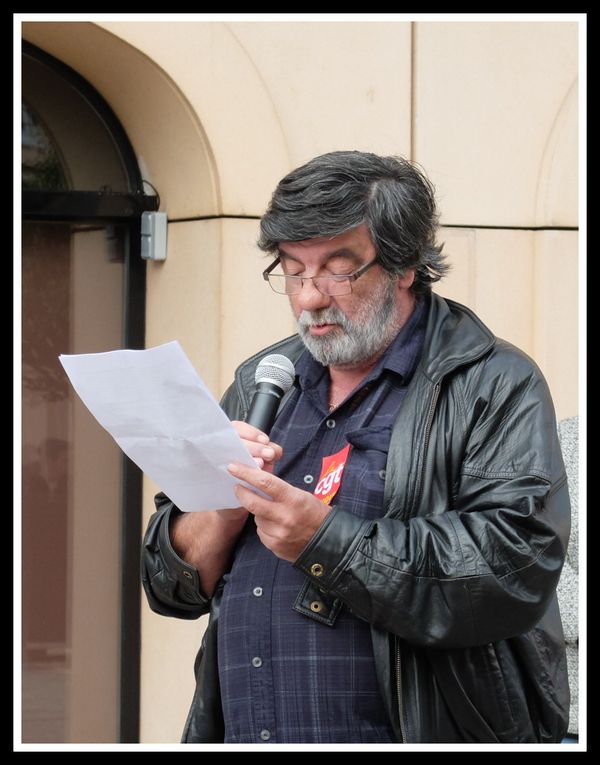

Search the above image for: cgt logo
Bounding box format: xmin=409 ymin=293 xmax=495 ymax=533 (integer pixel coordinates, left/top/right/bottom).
xmin=314 ymin=443 xmax=352 ymax=505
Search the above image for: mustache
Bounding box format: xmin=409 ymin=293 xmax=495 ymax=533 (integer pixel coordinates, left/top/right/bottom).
xmin=298 ymin=307 xmax=349 ymax=329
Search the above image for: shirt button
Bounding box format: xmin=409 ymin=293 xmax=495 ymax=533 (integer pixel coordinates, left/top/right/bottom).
xmin=310 ymin=600 xmax=324 ymax=613
xmin=252 ymin=656 xmax=263 ymax=668
xmin=303 ymin=474 xmax=314 ymax=485
xmin=326 ymin=419 xmax=336 ymax=429
xmin=378 ymin=469 xmax=387 ymax=480
xmin=310 ymin=563 xmax=324 ymax=577
xmin=253 ymin=587 xmax=263 ymax=597
xmin=260 ymin=729 xmax=271 ymax=741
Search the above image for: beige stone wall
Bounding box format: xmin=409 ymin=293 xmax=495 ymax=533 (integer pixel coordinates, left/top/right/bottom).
xmin=414 ymin=22 xmax=578 ymax=228
xmin=21 ymin=19 xmax=580 ymax=743
xmin=414 ymin=21 xmax=579 ymax=420
xmin=438 ymin=228 xmax=578 ymax=420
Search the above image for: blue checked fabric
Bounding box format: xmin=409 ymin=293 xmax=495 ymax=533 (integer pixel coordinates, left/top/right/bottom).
xmin=217 ymin=298 xmax=428 ymax=743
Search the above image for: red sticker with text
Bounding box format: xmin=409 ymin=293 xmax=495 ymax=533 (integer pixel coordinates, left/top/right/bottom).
xmin=313 ymin=443 xmax=352 ymax=505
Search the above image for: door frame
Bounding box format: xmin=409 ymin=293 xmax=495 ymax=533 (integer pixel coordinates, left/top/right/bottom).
xmin=22 ymin=40 xmax=158 ymax=743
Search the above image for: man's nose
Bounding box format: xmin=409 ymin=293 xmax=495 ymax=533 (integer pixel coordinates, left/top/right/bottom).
xmin=295 ymin=279 xmax=332 ymax=312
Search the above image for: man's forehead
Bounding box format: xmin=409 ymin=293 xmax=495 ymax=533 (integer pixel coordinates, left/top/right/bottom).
xmin=278 ymin=224 xmax=374 ymax=258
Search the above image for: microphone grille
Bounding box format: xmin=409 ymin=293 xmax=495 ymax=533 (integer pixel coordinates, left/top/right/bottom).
xmin=255 ymin=354 xmax=296 ymax=392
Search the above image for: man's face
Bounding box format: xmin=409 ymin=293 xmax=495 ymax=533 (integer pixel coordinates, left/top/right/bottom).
xmin=278 ymin=224 xmax=413 ymax=369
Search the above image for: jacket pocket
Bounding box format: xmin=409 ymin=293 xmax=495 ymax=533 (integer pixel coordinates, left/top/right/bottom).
xmin=426 ymin=643 xmax=520 ymax=742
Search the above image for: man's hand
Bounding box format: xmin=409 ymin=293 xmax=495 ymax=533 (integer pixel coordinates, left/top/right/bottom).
xmin=168 ymin=422 xmax=283 ymax=595
xmin=228 ymin=463 xmax=332 ymax=562
xmin=231 ymin=421 xmax=283 ymax=473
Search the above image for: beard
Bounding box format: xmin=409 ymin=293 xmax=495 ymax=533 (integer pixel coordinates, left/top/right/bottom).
xmin=296 ymin=276 xmax=400 ymax=368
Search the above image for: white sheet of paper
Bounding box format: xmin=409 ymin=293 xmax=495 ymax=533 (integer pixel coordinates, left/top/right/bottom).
xmin=59 ymin=341 xmax=259 ymax=512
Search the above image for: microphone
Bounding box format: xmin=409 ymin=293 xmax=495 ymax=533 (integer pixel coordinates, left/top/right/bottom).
xmin=245 ymin=354 xmax=295 ymax=435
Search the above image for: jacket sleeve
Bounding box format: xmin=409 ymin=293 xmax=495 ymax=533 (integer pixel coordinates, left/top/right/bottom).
xmin=141 ymin=493 xmax=210 ymax=619
xmin=293 ymin=347 xmax=571 ymax=649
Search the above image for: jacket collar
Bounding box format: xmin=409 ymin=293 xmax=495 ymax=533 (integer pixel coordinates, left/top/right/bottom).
xmin=420 ymin=293 xmax=496 ymax=383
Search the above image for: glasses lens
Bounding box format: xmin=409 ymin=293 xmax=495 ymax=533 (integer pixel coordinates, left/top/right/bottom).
xmin=316 ymin=277 xmax=352 ymax=296
xmin=267 ymin=274 xmax=353 ymax=296
xmin=267 ymin=274 xmax=301 ymax=294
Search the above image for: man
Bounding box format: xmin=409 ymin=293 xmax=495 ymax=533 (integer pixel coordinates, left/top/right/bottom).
xmin=142 ymin=151 xmax=570 ymax=744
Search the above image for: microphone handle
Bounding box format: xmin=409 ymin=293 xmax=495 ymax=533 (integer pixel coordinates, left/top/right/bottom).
xmin=245 ymin=382 xmax=284 ymax=435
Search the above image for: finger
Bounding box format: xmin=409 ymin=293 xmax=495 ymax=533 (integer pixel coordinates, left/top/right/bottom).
xmin=253 ymin=516 xmax=283 ymax=539
xmin=228 ymin=463 xmax=288 ymax=501
xmin=254 ymin=522 xmax=280 ymax=549
xmin=231 ymin=420 xmax=270 ymax=444
xmin=231 ymin=421 xmax=283 ymax=462
xmin=236 ymin=437 xmax=275 ymax=463
xmin=233 ymin=483 xmax=275 ymax=518
xmin=264 ymin=441 xmax=284 ymax=462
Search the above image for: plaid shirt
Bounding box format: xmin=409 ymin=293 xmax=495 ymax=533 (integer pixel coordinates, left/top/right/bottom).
xmin=218 ymin=298 xmax=427 ymax=743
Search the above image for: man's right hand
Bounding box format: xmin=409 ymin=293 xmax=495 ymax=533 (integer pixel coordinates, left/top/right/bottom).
xmin=230 ymin=420 xmax=283 ymax=473
xmin=168 ymin=421 xmax=283 ymax=596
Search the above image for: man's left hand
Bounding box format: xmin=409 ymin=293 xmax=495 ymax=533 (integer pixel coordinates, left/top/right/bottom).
xmin=228 ymin=463 xmax=332 ymax=562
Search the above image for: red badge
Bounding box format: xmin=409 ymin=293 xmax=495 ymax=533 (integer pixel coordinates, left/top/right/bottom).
xmin=314 ymin=443 xmax=352 ymax=505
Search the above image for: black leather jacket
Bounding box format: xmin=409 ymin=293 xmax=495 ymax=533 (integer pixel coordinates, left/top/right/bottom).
xmin=142 ymin=294 xmax=570 ymax=743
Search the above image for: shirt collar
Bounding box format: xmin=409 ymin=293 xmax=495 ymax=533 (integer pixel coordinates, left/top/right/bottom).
xmin=378 ymin=294 xmax=428 ymax=379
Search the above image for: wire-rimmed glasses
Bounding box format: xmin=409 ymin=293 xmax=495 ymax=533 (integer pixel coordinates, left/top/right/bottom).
xmin=262 ymin=256 xmax=378 ymax=296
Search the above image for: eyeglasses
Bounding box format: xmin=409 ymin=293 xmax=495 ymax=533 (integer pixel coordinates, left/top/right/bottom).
xmin=262 ymin=256 xmax=378 ymax=296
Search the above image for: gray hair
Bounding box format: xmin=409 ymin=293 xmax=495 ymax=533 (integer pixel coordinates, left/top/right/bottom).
xmin=258 ymin=150 xmax=449 ymax=294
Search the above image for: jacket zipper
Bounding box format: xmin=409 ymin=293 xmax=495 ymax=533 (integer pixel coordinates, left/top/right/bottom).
xmin=395 ymin=381 xmax=442 ymax=743
xmin=395 ymin=636 xmax=406 ymax=742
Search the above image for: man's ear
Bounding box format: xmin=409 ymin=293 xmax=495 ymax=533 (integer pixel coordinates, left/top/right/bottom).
xmin=396 ymin=269 xmax=416 ymax=291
